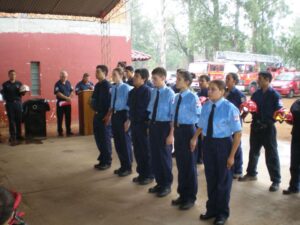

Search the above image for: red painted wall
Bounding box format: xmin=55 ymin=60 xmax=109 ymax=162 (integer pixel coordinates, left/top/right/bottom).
xmin=0 ymin=33 xmax=131 ymax=124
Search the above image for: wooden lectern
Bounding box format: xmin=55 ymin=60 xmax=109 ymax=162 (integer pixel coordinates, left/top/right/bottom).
xmin=78 ymin=90 xmax=94 ymax=135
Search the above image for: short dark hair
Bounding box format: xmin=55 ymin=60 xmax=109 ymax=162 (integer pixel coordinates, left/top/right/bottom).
xmin=135 ymin=68 xmax=149 ymax=81
xmin=199 ymin=74 xmax=210 ymax=82
xmin=83 ymin=73 xmax=89 ymax=78
xmin=152 ymin=67 xmax=167 ymax=77
xmin=258 ymin=71 xmax=273 ymax=82
xmin=226 ymin=72 xmax=239 ymax=84
xmin=0 ymin=187 xmax=14 ymax=225
xmin=125 ymin=66 xmax=134 ymax=73
xmin=210 ymin=80 xmax=226 ymax=91
xmin=8 ymin=70 xmax=15 ymax=75
xmin=113 ymin=67 xmax=124 ymax=78
xmin=177 ymin=70 xmax=193 ymax=86
xmin=117 ymin=61 xmax=126 ymax=68
xmin=96 ymin=65 xmax=108 ymax=76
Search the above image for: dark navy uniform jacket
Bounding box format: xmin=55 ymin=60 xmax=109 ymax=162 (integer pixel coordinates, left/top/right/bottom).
xmin=251 ymin=87 xmax=282 ymax=123
xmin=1 ymin=80 xmax=23 ymax=102
xmin=226 ymin=87 xmax=246 ymax=109
xmin=91 ymin=80 xmax=112 ymax=118
xmin=126 ymin=78 xmax=134 ymax=86
xmin=128 ymin=84 xmax=151 ymax=123
xmin=75 ymin=80 xmax=94 ymax=94
xmin=54 ymin=80 xmax=73 ymax=102
xmin=197 ymin=88 xmax=208 ymax=97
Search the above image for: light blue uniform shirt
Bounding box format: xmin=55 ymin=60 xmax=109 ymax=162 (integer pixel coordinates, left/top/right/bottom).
xmin=147 ymin=85 xmax=175 ymax=122
xmin=197 ymin=98 xmax=242 ymax=138
xmin=171 ymin=89 xmax=202 ymax=125
xmin=110 ymin=82 xmax=133 ymax=111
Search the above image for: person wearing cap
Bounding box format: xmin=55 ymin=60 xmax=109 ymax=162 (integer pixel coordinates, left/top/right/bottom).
xmin=54 ymin=70 xmax=74 ymax=137
xmin=171 ymin=70 xmax=201 ymax=210
xmin=225 ymin=72 xmax=246 ymax=179
xmin=239 ymin=71 xmax=282 ymax=192
xmin=190 ymin=80 xmax=242 ymax=225
xmin=147 ymin=67 xmax=175 ymax=197
xmin=74 ymin=73 xmax=94 ymax=95
xmin=1 ymin=70 xmax=25 ymax=146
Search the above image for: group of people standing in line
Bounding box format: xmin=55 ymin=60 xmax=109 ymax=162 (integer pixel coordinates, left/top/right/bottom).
xmin=1 ymin=64 xmax=299 ymax=225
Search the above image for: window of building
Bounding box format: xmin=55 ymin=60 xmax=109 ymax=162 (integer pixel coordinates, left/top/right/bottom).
xmin=30 ymin=62 xmax=40 ymax=96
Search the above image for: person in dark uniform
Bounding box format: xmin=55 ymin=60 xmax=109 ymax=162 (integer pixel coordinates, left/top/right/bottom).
xmin=283 ymin=99 xmax=300 ymax=195
xmin=191 ymin=80 xmax=242 ymax=225
xmin=125 ymin=66 xmax=134 ymax=86
xmin=91 ymin=65 xmax=112 ymax=170
xmin=75 ymin=73 xmax=94 ymax=95
xmin=197 ymin=74 xmax=210 ymax=97
xmin=105 ymin=68 xmax=133 ymax=177
xmin=54 ymin=70 xmax=74 ymax=137
xmin=147 ymin=67 xmax=175 ymax=197
xmin=239 ymin=71 xmax=282 ymax=192
xmin=196 ymin=74 xmax=210 ymax=164
xmin=171 ymin=70 xmax=201 ymax=210
xmin=225 ymin=72 xmax=246 ymax=179
xmin=1 ymin=70 xmax=24 ymax=146
xmin=126 ymin=68 xmax=154 ymax=185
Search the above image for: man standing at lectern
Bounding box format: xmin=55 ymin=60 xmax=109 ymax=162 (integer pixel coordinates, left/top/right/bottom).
xmin=75 ymin=73 xmax=94 ymax=95
xmin=54 ymin=70 xmax=74 ymax=137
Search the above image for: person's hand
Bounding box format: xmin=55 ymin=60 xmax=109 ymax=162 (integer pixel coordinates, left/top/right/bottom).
xmin=124 ymin=120 xmax=130 ymax=132
xmin=166 ymin=135 xmax=173 ymax=146
xmin=227 ymin=155 xmax=235 ymax=169
xmin=103 ymin=113 xmax=111 ymax=126
xmin=190 ymin=136 xmax=197 ymax=152
xmin=66 ymin=97 xmax=71 ymax=102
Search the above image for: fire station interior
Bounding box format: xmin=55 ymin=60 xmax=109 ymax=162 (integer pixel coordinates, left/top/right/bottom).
xmin=0 ymin=1 xmax=299 ymax=225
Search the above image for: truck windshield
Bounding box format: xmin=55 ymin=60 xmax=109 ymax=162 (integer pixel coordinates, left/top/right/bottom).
xmin=275 ymin=73 xmax=294 ymax=81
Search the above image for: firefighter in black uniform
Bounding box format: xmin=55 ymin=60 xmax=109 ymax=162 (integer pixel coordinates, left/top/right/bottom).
xmin=54 ymin=70 xmax=74 ymax=137
xmin=239 ymin=71 xmax=282 ymax=192
xmin=283 ymin=99 xmax=300 ymax=195
xmin=1 ymin=70 xmax=25 ymax=145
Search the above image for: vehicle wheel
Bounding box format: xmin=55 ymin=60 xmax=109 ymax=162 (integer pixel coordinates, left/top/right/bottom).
xmin=287 ymin=89 xmax=294 ymax=98
xmin=249 ymin=84 xmax=258 ymax=95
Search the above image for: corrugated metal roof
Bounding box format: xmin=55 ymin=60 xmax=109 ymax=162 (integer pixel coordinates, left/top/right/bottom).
xmin=0 ymin=0 xmax=120 ymax=18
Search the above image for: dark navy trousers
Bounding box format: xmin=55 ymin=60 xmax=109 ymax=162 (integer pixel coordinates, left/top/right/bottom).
xmin=93 ymin=113 xmax=112 ymax=165
xmin=149 ymin=122 xmax=173 ymax=188
xmin=289 ymin=136 xmax=300 ymax=191
xmin=247 ymin=123 xmax=281 ymax=183
xmin=111 ymin=110 xmax=132 ymax=171
xmin=203 ymin=136 xmax=233 ymax=219
xmin=233 ymin=141 xmax=243 ymax=175
xmin=5 ymin=101 xmax=22 ymax=140
xmin=174 ymin=125 xmax=198 ymax=202
xmin=131 ymin=122 xmax=153 ymax=179
xmin=56 ymin=104 xmax=71 ymax=134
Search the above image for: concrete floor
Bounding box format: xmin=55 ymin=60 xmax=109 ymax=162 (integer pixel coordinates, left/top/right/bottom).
xmin=0 ymin=134 xmax=299 ymax=225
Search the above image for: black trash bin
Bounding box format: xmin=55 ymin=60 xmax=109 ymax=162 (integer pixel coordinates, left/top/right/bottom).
xmin=22 ymin=99 xmax=50 ymax=138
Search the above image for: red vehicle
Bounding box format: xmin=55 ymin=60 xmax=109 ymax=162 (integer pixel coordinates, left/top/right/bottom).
xmin=235 ymin=62 xmax=259 ymax=95
xmin=272 ymin=72 xmax=300 ymax=98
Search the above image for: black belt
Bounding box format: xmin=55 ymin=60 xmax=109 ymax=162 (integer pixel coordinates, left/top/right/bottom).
xmin=150 ymin=121 xmax=170 ymax=125
xmin=6 ymin=100 xmax=21 ymax=103
xmin=175 ymin=124 xmax=195 ymax=128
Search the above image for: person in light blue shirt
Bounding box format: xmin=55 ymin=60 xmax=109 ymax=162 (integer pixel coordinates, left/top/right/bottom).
xmin=170 ymin=70 xmax=201 ymax=210
xmin=191 ymin=80 xmax=242 ymax=225
xmin=147 ymin=67 xmax=175 ymax=198
xmin=105 ymin=67 xmax=133 ymax=177
xmin=147 ymin=85 xmax=174 ymax=122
